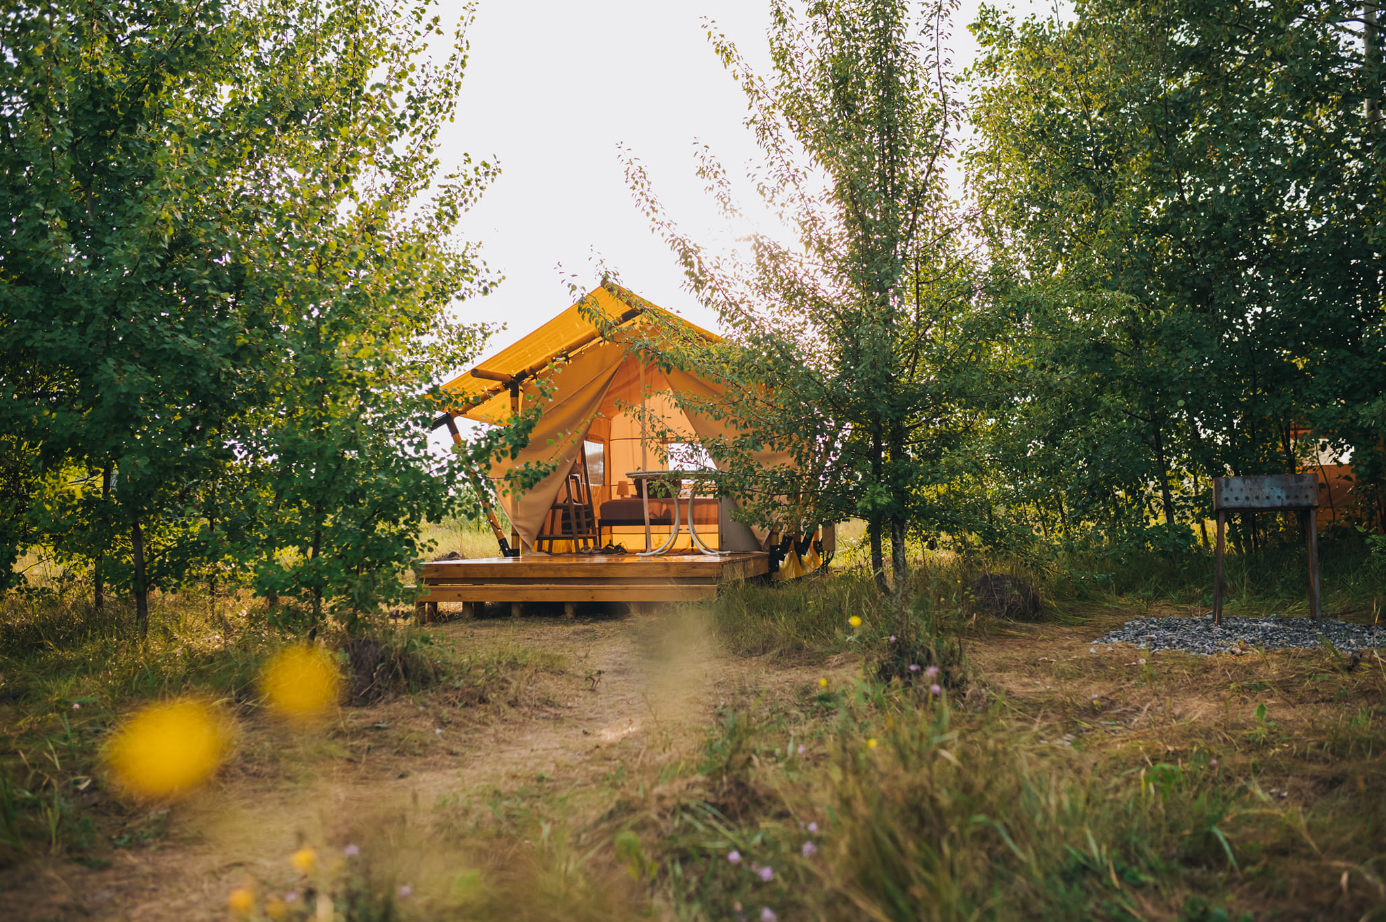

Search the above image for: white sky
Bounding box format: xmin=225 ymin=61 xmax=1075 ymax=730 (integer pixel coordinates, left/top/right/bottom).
xmin=435 ymin=0 xmax=1054 ymax=371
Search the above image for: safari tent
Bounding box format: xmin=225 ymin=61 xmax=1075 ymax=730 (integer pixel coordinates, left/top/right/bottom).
xmin=415 ymin=284 xmax=829 ymax=616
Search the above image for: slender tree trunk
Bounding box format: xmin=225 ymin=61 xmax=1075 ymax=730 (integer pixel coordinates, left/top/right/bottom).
xmin=1152 ymin=423 xmax=1175 ymax=528
xmin=131 ymin=520 xmax=149 ymax=640
xmin=870 ymin=425 xmax=888 ymax=594
xmin=869 ymin=518 xmax=886 ymax=594
xmin=206 ymin=503 xmax=219 ymax=624
xmin=890 ymin=516 xmax=907 ymax=593
xmin=887 ymin=421 xmax=908 ymax=592
xmin=94 ymin=463 xmax=111 ymax=612
xmin=309 ymin=525 xmax=322 ymax=640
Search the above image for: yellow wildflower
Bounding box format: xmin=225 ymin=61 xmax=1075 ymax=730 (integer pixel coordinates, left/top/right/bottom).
xmin=818 ymin=678 xmax=828 ymax=688
xmin=228 ymin=887 xmax=254 ymax=914
xmin=292 ymin=846 xmax=318 ymax=874
xmin=867 ymin=738 xmax=878 ymax=749
xmin=260 ymin=646 xmax=342 ymax=722
xmin=848 ymin=616 xmax=862 ymax=628
xmin=105 ymin=699 xmax=229 ymax=800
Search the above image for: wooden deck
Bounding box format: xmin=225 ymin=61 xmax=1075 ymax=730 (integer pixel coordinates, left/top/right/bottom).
xmin=416 ymin=552 xmax=770 ymax=614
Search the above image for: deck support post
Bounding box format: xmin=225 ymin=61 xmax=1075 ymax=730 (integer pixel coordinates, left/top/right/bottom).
xmin=1304 ymin=507 xmax=1321 ymax=620
xmin=511 ymin=602 xmax=523 ymax=619
xmin=461 ymin=601 xmax=476 ymax=619
xmin=1213 ymin=510 xmax=1226 ymax=625
xmin=564 ymin=601 xmax=576 ymax=619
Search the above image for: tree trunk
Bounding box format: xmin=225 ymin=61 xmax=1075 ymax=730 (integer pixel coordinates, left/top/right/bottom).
xmin=1152 ymin=423 xmax=1175 ymax=528
xmin=870 ymin=424 xmax=888 ymax=594
xmin=869 ymin=518 xmax=887 ymax=594
xmin=890 ymin=516 xmax=908 ymax=593
xmin=131 ymin=520 xmax=149 ymax=640
xmin=94 ymin=463 xmax=111 ymax=612
xmin=309 ymin=526 xmax=322 ymax=640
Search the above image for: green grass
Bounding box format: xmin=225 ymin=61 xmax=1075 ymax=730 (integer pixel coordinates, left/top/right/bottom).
xmin=0 ymin=583 xmax=552 ymax=870
xmin=5 ymin=535 xmax=1386 ymax=919
xmin=422 ymin=513 xmax=514 ymax=563
xmin=656 ymin=685 xmax=1260 ymax=922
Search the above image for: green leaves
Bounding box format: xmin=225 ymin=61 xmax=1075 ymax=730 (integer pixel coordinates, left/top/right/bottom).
xmin=1 ymin=0 xmax=495 ymax=632
xmin=626 ymin=0 xmax=994 ymax=590
xmin=969 ymin=0 xmax=1385 ymax=541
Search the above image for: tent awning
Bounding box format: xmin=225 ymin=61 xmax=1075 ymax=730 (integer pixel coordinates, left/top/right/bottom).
xmin=436 ymin=283 xmax=719 ymax=426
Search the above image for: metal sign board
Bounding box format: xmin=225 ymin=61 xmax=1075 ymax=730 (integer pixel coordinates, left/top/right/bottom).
xmin=1210 ymin=473 xmax=1322 ymax=624
xmin=1213 ymin=473 xmax=1318 ymax=511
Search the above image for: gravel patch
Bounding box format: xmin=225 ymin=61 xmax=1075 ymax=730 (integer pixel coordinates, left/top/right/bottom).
xmin=1092 ymin=615 xmax=1386 ymax=656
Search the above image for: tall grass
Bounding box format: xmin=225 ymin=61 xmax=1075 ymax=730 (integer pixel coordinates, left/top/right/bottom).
xmin=709 ymin=555 xmax=1006 ymax=660
xmin=658 ymin=683 xmax=1267 ymax=922
xmin=1042 ymin=528 xmax=1381 ymax=614
xmin=422 ymin=513 xmax=512 ymax=563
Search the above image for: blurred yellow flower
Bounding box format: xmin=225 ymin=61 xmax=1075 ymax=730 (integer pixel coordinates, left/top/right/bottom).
xmin=105 ymin=699 xmax=229 ymax=800
xmin=867 ymin=738 xmax=878 ymax=749
xmin=228 ymin=887 xmax=254 ymax=914
xmin=848 ymin=616 xmax=862 ymax=628
xmin=292 ymin=846 xmax=318 ymax=874
xmin=818 ymin=678 xmax=828 ymax=688
xmin=261 ymin=646 xmax=342 ymax=722
xmin=264 ymin=897 xmax=287 ymax=919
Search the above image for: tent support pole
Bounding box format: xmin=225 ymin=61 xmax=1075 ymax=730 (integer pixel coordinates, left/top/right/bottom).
xmin=509 ymin=384 xmax=523 ymax=554
xmin=640 ymin=360 xmax=652 ymax=553
xmin=442 ymin=415 xmax=516 ymax=558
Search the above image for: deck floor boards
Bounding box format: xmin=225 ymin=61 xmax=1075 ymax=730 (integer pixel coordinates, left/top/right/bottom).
xmin=416 ymin=552 xmax=769 ymax=605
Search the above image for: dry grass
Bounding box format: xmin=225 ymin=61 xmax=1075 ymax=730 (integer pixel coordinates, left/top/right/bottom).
xmin=4 ymin=555 xmax=1386 ymax=920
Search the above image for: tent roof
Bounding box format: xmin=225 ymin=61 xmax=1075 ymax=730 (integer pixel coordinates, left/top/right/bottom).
xmin=438 ymin=284 xmax=719 ymax=424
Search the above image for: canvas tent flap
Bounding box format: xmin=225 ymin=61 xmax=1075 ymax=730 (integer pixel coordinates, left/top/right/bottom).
xmin=664 ymin=369 xmax=794 ymax=470
xmin=490 ymin=341 xmax=625 ymax=549
xmin=664 ymin=368 xmax=800 ymax=546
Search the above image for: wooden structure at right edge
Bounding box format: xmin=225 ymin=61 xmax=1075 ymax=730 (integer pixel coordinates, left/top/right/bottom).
xmin=1212 ymin=474 xmax=1321 ymax=624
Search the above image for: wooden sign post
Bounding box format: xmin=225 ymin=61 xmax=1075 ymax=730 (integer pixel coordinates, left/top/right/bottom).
xmin=1212 ymin=473 xmax=1321 ymax=624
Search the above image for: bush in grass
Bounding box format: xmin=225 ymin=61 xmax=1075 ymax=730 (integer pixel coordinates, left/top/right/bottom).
xmin=874 ymin=579 xmax=969 ymax=690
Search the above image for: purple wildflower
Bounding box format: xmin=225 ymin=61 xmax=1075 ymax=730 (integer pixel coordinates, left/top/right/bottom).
xmin=925 ymin=665 xmax=940 ymax=678
xmin=930 ymin=683 xmax=942 ymax=695
xmin=761 ymin=908 xmax=778 ymax=922
xmin=397 ymin=884 xmax=412 ymax=899
xmin=908 ymin=664 xmax=920 ymax=672
xmin=802 ymin=841 xmax=817 ymax=858
xmin=758 ymin=866 xmax=774 ymax=882
xmin=343 ymin=844 xmax=360 ymax=858
xmin=808 ymin=821 xmax=818 ymax=833
xmin=727 ymin=850 xmax=741 ymax=864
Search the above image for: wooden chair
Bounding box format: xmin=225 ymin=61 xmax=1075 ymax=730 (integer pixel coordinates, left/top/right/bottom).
xmin=535 ymin=449 xmax=600 ymax=553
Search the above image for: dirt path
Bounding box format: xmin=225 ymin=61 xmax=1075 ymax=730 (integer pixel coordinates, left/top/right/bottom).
xmin=5 ymin=608 xmax=810 ymax=922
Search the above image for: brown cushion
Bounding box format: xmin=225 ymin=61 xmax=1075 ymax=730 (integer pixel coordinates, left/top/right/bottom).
xmin=600 ymin=499 xmax=672 ymax=527
xmin=599 ymin=498 xmax=719 ymax=527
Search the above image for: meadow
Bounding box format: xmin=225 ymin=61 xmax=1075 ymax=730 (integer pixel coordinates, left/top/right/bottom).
xmin=0 ymin=522 xmax=1384 ymax=921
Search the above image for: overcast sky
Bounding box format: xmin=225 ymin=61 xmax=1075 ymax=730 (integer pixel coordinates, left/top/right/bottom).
xmin=434 ymin=1 xmax=1057 ymax=364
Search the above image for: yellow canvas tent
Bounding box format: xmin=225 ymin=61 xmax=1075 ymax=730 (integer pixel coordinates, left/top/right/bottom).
xmin=435 ymin=284 xmax=807 ymax=559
